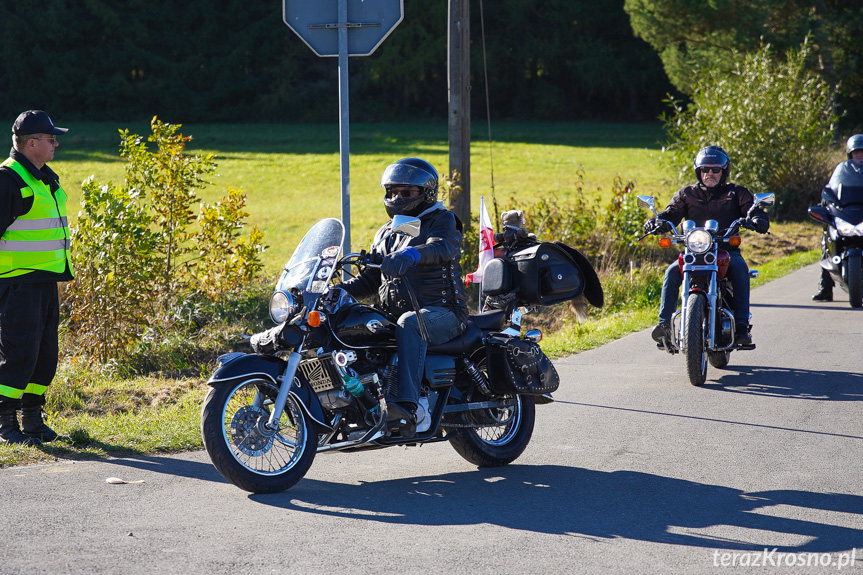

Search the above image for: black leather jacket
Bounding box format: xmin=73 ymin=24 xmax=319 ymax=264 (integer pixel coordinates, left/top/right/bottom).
xmin=340 ymin=203 xmax=469 ymax=324
xmin=658 ymin=182 xmax=768 ymax=250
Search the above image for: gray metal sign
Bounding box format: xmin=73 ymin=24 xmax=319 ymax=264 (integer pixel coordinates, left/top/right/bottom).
xmin=283 ymin=0 xmax=404 ymax=57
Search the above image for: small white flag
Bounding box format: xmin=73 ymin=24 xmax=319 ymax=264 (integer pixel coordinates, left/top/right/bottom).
xmin=465 ymin=196 xmax=495 ymax=284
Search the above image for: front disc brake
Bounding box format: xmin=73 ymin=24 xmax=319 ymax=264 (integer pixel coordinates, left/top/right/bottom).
xmin=231 ymin=405 xmax=276 ymax=456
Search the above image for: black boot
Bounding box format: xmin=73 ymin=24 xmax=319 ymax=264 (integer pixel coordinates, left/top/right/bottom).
xmin=0 ymin=404 xmax=41 ymax=446
xmin=812 ymin=288 xmax=833 ymax=302
xmin=386 ymin=402 xmax=417 ymax=439
xmin=736 ymin=324 xmax=754 ymax=349
xmin=21 ymin=405 xmax=58 ymax=443
xmin=651 ymin=322 xmax=672 ymax=349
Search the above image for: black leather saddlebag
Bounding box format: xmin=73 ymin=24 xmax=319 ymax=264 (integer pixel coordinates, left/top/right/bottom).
xmin=485 ymin=334 xmax=560 ymax=395
xmin=482 ymin=242 xmax=584 ymax=306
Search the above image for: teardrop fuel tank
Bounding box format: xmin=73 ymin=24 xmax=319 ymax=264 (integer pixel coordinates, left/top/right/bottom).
xmin=330 ymin=303 xmax=398 ymax=348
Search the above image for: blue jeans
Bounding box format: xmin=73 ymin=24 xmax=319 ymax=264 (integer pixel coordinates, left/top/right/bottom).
xmin=658 ymin=251 xmax=750 ymax=327
xmin=393 ymin=307 xmax=464 ymax=407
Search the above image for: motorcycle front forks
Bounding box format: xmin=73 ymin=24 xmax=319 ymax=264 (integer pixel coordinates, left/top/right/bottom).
xmin=678 ymin=272 xmax=719 ymax=352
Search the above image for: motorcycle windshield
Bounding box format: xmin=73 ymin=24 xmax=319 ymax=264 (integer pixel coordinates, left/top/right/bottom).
xmin=827 ymin=163 xmax=863 ymax=205
xmin=275 ymin=218 xmax=345 ymax=295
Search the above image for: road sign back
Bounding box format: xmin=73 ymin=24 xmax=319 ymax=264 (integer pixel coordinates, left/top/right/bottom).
xmin=283 ymin=0 xmax=404 ymax=57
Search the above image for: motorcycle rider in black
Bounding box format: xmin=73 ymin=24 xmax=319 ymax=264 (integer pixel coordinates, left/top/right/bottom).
xmin=338 ymin=158 xmax=468 ymax=438
xmin=812 ymin=134 xmax=863 ymax=302
xmin=643 ymin=146 xmax=770 ymax=347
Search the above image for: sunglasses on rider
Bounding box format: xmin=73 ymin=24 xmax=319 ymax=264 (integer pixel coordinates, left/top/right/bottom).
xmin=699 ymin=167 xmax=722 ymax=175
xmin=386 ymin=186 xmax=421 ymax=198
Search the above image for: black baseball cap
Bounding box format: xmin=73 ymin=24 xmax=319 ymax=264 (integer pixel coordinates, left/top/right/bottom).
xmin=12 ymin=110 xmax=68 ymax=136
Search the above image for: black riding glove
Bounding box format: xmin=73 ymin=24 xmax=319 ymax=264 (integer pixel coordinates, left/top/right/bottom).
xmin=250 ymin=322 xmax=287 ymax=354
xmin=743 ymin=217 xmax=769 ymax=234
xmin=381 ymin=247 xmax=420 ymax=277
xmin=643 ymin=218 xmax=671 ymax=235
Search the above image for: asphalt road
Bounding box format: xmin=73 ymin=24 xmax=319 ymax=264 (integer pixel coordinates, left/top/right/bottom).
xmin=2 ymin=263 xmax=862 ymax=575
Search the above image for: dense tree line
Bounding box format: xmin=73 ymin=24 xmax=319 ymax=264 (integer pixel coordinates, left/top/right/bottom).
xmin=0 ymin=0 xmax=671 ymax=124
xmin=625 ymin=0 xmax=863 ymax=129
xmin=2 ymin=1 xmax=859 ymax=127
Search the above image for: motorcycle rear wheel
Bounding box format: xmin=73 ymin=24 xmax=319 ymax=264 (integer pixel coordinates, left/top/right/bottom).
xmin=684 ymin=293 xmax=708 ymax=386
xmin=847 ymin=255 xmax=862 ymax=308
xmin=446 ymin=360 xmax=536 ymax=467
xmin=201 ymin=378 xmax=317 ymax=494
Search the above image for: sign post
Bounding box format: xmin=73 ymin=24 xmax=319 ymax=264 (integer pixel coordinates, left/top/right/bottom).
xmin=283 ymin=0 xmax=404 ymax=254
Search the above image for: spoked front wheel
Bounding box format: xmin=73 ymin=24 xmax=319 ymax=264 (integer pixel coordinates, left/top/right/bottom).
xmin=684 ymin=293 xmax=708 ymax=386
xmin=201 ymin=378 xmax=317 ymax=493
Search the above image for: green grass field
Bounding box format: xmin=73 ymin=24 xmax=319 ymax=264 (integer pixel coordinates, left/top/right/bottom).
xmin=52 ymin=121 xmax=672 ymax=274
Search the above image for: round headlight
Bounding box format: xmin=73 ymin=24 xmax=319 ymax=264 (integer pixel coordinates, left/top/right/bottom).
xmin=685 ymin=229 xmax=713 ymax=254
xmin=269 ymin=290 xmax=297 ymax=324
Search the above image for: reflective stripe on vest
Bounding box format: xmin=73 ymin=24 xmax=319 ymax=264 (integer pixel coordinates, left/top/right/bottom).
xmin=0 ymin=158 xmax=73 ymax=278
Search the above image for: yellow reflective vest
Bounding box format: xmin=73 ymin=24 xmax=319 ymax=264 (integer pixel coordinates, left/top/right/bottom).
xmin=0 ymin=158 xmax=73 ymax=279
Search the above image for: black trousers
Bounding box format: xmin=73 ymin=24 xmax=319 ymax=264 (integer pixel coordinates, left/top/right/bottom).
xmin=0 ymin=282 xmax=60 ymax=408
xmin=819 ymin=267 xmax=835 ymax=289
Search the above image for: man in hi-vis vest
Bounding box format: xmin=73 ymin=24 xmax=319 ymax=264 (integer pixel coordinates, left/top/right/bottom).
xmin=0 ymin=110 xmax=73 ymax=445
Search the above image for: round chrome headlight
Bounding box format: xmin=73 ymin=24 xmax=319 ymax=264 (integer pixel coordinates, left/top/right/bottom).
xmin=685 ymin=229 xmax=713 ymax=254
xmin=269 ymin=290 xmax=298 ymax=324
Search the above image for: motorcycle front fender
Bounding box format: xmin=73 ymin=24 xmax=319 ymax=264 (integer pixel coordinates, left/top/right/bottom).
xmin=208 ymin=353 xmax=284 ymax=386
xmin=207 ymin=352 xmax=330 ymax=431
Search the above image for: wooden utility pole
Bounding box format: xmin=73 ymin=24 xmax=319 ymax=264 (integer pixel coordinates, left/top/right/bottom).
xmin=448 ymin=0 xmax=471 ymax=226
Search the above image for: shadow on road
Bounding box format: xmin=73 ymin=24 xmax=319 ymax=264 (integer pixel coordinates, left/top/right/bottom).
xmin=706 ymin=366 xmax=863 ymax=402
xmin=99 ymin=454 xmax=225 ymax=484
xmin=248 ymin=464 xmax=863 ymax=552
xmin=750 ymin=302 xmax=861 ymax=311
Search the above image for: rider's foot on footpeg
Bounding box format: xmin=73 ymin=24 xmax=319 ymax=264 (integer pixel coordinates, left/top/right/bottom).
xmin=651 ymin=322 xmax=671 ymax=349
xmin=735 ymin=327 xmax=754 ymax=349
xmin=387 ymin=402 xmax=417 ymax=439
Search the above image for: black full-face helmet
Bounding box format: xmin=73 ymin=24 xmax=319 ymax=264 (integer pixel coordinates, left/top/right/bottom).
xmin=381 ymin=157 xmax=439 ymax=218
xmin=846 ymin=134 xmax=863 ymax=159
xmin=694 ymin=145 xmax=731 ymax=186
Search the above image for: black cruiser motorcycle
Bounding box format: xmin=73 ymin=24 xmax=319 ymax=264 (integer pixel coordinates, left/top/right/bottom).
xmin=201 ymin=216 xmax=600 ymax=493
xmin=638 ymin=193 xmax=775 ymax=386
xmin=808 ymin=168 xmax=863 ymax=308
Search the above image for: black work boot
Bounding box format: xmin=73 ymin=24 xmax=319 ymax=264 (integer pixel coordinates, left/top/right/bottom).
xmin=735 ymin=324 xmax=754 ymax=348
xmin=386 ymin=402 xmax=417 ymax=439
xmin=812 ymin=288 xmax=833 ymax=302
xmin=651 ymin=322 xmax=672 ymax=348
xmin=21 ymin=404 xmax=58 ymax=443
xmin=0 ymin=404 xmax=41 ymax=446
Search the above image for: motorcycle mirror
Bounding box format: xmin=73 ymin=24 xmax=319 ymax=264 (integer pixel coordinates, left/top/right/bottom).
xmin=391 ymin=215 xmax=422 ymax=238
xmin=752 ymin=192 xmax=775 ymax=208
xmin=636 ymin=195 xmax=656 ymax=211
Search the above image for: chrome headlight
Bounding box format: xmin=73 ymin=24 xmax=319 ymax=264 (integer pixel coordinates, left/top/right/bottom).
xmin=834 ymin=217 xmax=863 ymax=237
xmin=685 ymin=229 xmax=713 ymax=254
xmin=269 ymin=290 xmax=298 ymax=323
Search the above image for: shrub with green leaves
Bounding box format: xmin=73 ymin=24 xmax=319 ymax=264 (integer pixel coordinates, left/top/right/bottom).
xmin=64 ymin=118 xmax=266 ymax=366
xmin=661 ymin=39 xmax=838 ymax=220
xmin=65 ymin=179 xmax=159 ymax=363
